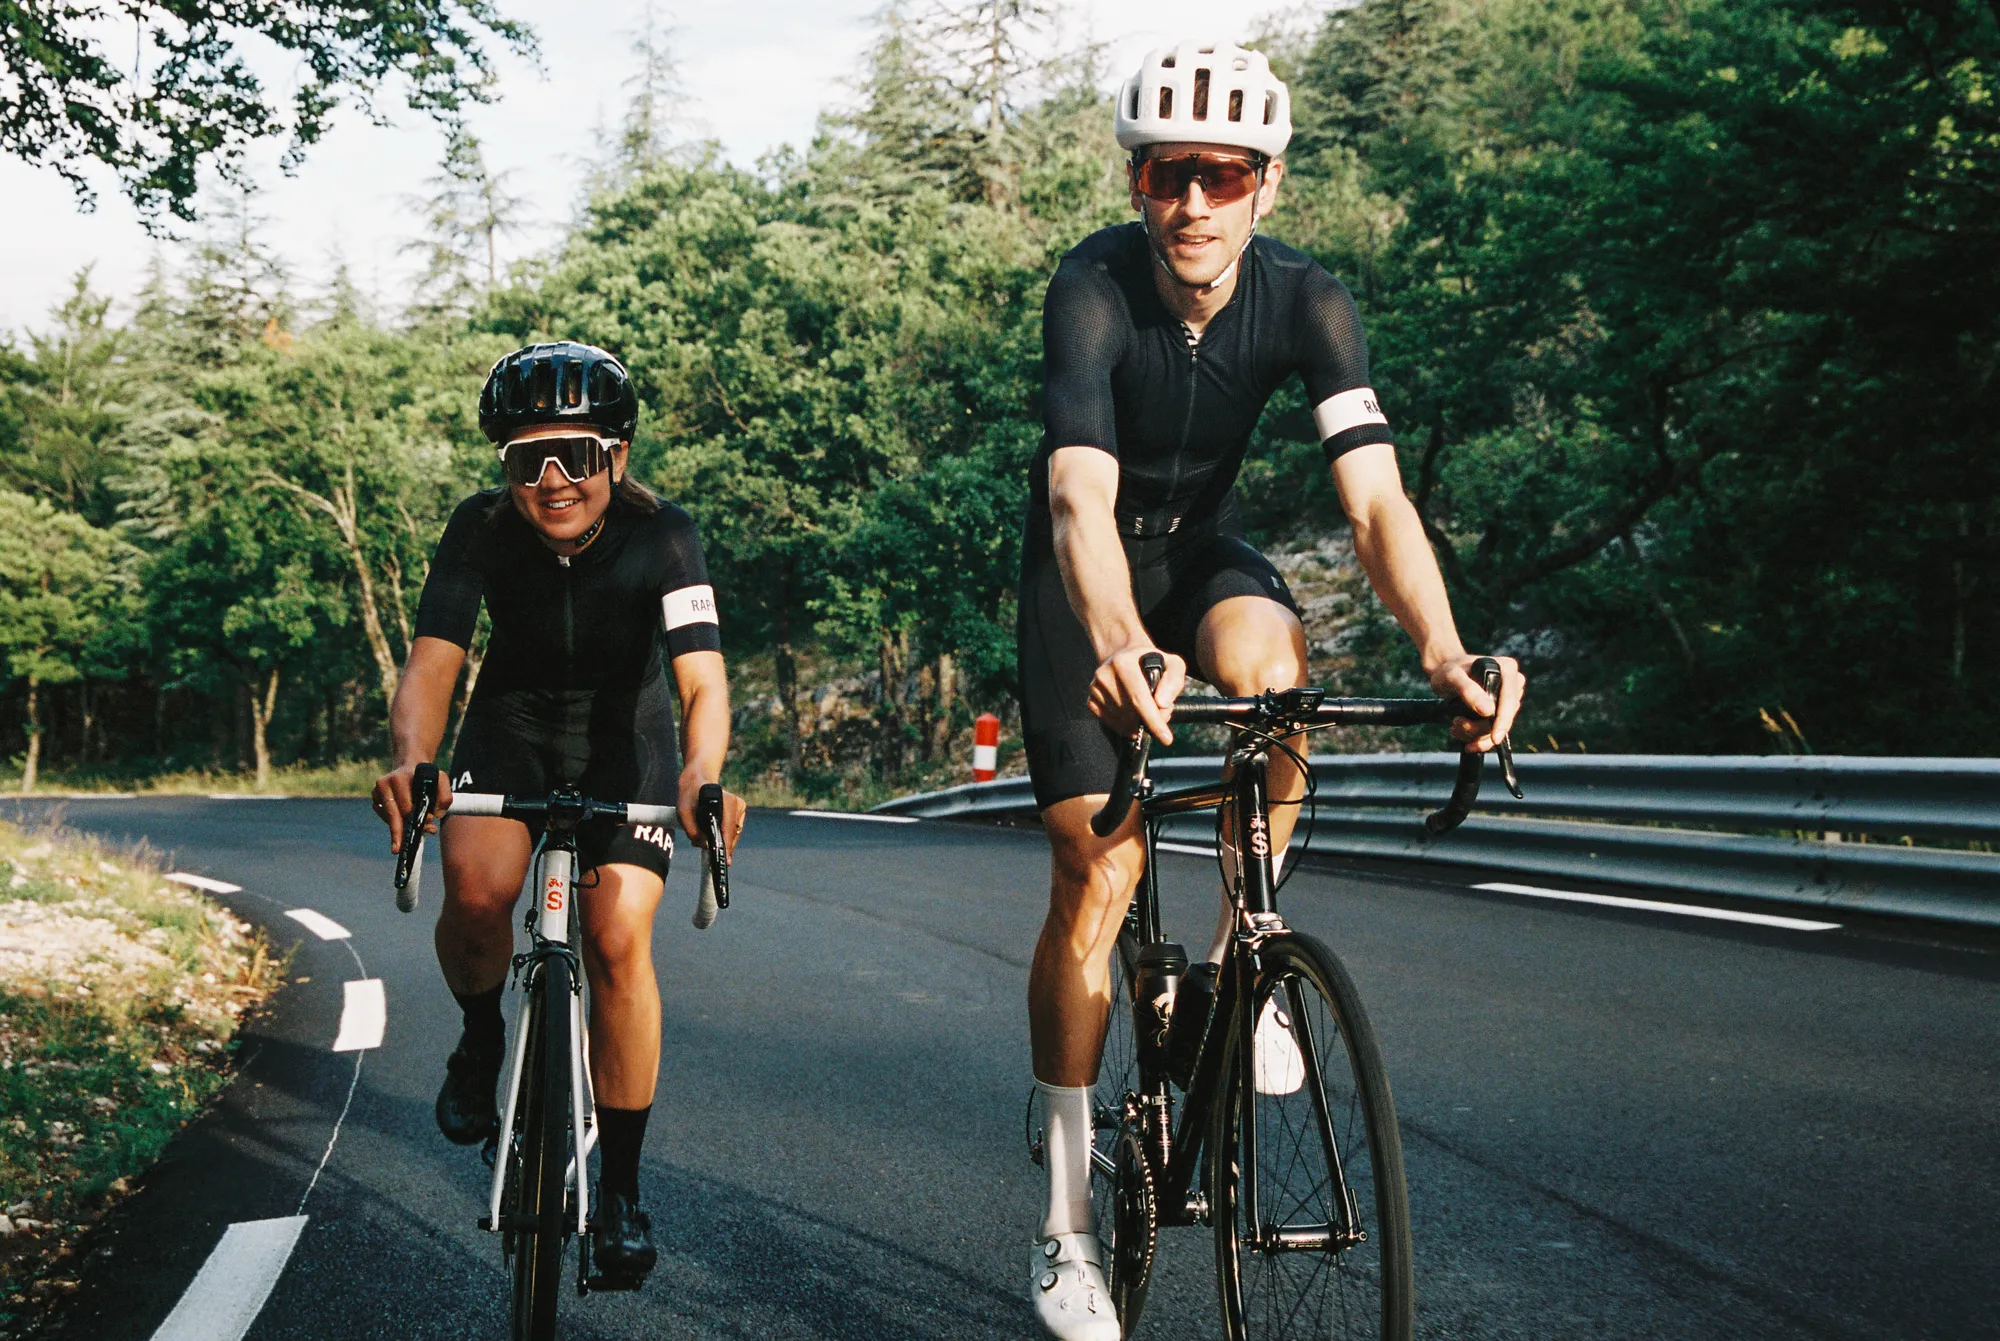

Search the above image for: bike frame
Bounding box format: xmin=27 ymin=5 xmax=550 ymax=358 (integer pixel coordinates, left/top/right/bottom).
xmin=1119 ymin=750 xmax=1293 ymax=1229
xmin=488 ymin=834 xmax=597 ymax=1240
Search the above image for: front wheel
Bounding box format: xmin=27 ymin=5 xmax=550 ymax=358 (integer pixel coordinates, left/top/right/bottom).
xmin=508 ymin=954 xmax=574 ymax=1341
xmin=1209 ymin=934 xmax=1413 ymax=1341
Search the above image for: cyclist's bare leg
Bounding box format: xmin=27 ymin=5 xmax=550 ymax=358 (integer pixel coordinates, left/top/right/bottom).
xmin=576 ymin=862 xmax=666 ymax=1108
xmin=1195 ymin=596 xmax=1309 ymax=959
xmin=437 ymin=816 xmax=533 ymax=994
xmin=1029 ymin=798 xmax=1146 ymax=1087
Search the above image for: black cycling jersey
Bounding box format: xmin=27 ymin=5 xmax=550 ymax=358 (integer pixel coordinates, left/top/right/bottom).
xmin=414 ymin=489 xmax=721 ymax=876
xmin=1032 ymin=222 xmax=1393 ymax=537
xmin=1018 ymin=224 xmax=1389 ymax=808
xmin=415 ymin=489 xmax=721 ymax=695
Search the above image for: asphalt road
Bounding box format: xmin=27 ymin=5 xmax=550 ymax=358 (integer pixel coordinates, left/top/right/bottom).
xmin=4 ymin=797 xmax=1995 ymax=1341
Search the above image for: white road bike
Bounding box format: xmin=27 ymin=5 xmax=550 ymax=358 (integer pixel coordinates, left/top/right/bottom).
xmin=393 ymin=763 xmax=730 ymax=1340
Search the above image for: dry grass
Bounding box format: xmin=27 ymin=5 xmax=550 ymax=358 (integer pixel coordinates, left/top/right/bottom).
xmin=0 ymin=820 xmax=284 ymax=1336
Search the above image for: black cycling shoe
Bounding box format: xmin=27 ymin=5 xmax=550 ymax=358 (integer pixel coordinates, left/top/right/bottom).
xmin=435 ymin=1034 xmax=503 ymax=1146
xmin=589 ymin=1190 xmax=657 ymax=1285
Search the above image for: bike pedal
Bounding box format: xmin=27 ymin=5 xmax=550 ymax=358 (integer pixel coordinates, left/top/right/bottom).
xmin=480 ymin=1135 xmax=499 ymax=1168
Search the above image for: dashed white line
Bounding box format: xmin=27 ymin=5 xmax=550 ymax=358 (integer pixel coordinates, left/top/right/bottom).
xmin=148 ymin=1215 xmax=308 ymax=1341
xmin=166 ymin=872 xmax=243 ymax=895
xmin=205 ymin=793 xmax=291 ymax=800
xmin=332 ymin=979 xmax=387 ymax=1052
xmin=789 ymin=810 xmax=920 ymax=824
xmin=1473 ymin=882 xmax=1841 ymax=931
xmin=283 ymin=908 xmax=351 ymax=941
xmin=1156 ymin=841 xmax=1216 ymax=857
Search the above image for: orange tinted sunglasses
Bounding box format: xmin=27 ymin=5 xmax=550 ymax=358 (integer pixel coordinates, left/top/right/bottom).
xmin=1131 ymin=153 xmax=1266 ymax=205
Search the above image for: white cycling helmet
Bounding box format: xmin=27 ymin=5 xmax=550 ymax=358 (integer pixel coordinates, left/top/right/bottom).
xmin=1115 ymin=41 xmax=1292 ymax=160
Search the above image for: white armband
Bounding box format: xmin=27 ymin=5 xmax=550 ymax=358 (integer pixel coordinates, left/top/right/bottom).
xmin=1312 ymin=387 xmax=1389 ymax=441
xmin=662 ymin=584 xmax=719 ymax=630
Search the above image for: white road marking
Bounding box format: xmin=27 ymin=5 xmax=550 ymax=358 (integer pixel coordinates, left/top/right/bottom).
xmin=206 ymin=793 xmax=291 ymax=800
xmin=789 ymin=810 xmax=920 ymax=824
xmin=283 ymin=908 xmax=351 ymax=941
xmin=332 ymin=979 xmax=387 ymax=1052
xmin=148 ymin=1215 xmax=307 ymax=1341
xmin=1156 ymin=841 xmax=1216 ymax=857
xmin=1473 ymin=882 xmax=1841 ymax=931
xmin=166 ymin=872 xmax=243 ymax=894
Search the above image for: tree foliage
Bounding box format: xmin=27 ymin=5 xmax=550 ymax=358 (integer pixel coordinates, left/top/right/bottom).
xmin=4 ymin=0 xmax=1993 ymax=793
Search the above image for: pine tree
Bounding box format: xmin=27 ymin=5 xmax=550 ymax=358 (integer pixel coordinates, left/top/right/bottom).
xmin=620 ymin=3 xmax=687 ymax=174
xmin=404 ymin=130 xmax=524 ymax=319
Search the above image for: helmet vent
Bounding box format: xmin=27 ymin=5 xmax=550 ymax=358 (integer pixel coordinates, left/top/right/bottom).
xmin=1160 ymin=53 xmax=1176 ymax=68
xmin=1263 ymin=90 xmax=1278 ymax=125
xmin=1192 ymin=68 xmax=1210 ymax=120
xmin=1229 ymin=89 xmax=1243 ymax=122
xmin=561 ymin=362 xmax=583 ymax=409
xmin=1158 ymin=86 xmax=1173 ymax=119
xmin=529 ymin=360 xmax=555 ymax=413
xmin=1129 ymin=84 xmax=1140 ymax=118
xmin=1234 ymin=56 xmax=1249 ymax=70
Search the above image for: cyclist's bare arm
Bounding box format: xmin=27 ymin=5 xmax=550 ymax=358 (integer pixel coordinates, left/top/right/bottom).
xmin=372 ymin=635 xmax=464 ymax=852
xmin=670 ymin=649 xmax=744 ymax=856
xmin=1048 ymin=446 xmax=1188 ymax=745
xmin=1330 ymin=443 xmax=1525 ymax=746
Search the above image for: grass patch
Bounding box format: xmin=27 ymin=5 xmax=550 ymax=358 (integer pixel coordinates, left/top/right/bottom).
xmin=3 ymin=760 xmax=380 ymax=798
xmin=0 ymin=821 xmax=284 ymax=1336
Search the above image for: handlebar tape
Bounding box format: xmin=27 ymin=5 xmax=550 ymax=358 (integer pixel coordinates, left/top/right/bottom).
xmin=1090 ymin=652 xmax=1167 ymax=838
xmin=1423 ymin=658 xmax=1503 ymax=836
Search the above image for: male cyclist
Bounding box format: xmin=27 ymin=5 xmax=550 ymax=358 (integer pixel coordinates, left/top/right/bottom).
xmin=1018 ymin=44 xmax=1525 ymax=1338
xmin=371 ymin=342 xmax=746 ymax=1285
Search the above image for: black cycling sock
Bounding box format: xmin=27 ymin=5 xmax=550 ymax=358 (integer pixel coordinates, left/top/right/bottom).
xmin=597 ymin=1104 xmax=651 ymax=1200
xmin=453 ymin=985 xmax=505 ymax=1053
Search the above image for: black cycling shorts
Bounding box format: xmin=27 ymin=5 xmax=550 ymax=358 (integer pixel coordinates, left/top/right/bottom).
xmin=445 ymin=684 xmax=677 ymax=880
xmin=1016 ymin=506 xmax=1301 ymax=811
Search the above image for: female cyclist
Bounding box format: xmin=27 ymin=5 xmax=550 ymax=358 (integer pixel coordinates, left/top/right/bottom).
xmin=372 ymin=341 xmax=746 ymax=1283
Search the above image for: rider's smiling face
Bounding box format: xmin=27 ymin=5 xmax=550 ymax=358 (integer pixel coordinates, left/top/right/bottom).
xmin=505 ymin=422 xmax=628 ymax=548
xmin=1130 ymin=141 xmax=1285 ymax=290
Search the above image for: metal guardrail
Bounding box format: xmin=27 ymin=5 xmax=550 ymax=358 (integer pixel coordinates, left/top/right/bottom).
xmin=874 ymin=754 xmax=2000 ymax=929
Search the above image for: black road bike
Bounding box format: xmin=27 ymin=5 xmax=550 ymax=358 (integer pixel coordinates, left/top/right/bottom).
xmin=1083 ymin=655 xmax=1518 ymax=1341
xmin=393 ymin=764 xmax=732 ymax=1341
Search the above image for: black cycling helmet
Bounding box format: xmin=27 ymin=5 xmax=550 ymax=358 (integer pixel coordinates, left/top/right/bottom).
xmin=479 ymin=342 xmax=639 ymax=443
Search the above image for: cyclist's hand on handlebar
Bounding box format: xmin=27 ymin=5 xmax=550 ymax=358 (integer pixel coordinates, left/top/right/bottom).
xmin=1431 ymin=653 xmax=1526 ymax=751
xmin=1088 ymin=644 xmax=1187 ymax=746
xmin=371 ymin=762 xmax=452 ymax=854
xmin=677 ymin=768 xmax=746 ymax=857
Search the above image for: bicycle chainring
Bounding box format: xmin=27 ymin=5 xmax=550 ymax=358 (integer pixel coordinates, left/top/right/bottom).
xmin=1109 ymin=1123 xmax=1158 ymax=1331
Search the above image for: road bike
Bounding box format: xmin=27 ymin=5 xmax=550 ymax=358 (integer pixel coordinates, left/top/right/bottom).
xmin=392 ymin=764 xmax=732 ymax=1341
xmin=1075 ymin=654 xmax=1518 ymax=1341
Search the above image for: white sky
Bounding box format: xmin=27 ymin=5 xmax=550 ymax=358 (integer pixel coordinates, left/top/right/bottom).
xmin=0 ymin=0 xmax=1297 ymax=333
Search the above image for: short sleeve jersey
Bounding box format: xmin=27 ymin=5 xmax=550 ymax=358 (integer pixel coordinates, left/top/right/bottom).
xmin=1033 ymin=223 xmax=1393 ymax=529
xmin=413 ymin=490 xmax=721 ymax=700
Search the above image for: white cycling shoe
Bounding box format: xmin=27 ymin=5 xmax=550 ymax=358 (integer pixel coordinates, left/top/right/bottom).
xmin=1254 ymin=996 xmax=1306 ymax=1095
xmin=1030 ymin=1232 xmax=1121 ymax=1340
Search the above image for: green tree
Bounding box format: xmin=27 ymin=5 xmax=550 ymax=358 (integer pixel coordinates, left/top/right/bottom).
xmin=0 ymin=493 xmax=138 ymax=790
xmin=2 ymin=0 xmax=533 ymax=224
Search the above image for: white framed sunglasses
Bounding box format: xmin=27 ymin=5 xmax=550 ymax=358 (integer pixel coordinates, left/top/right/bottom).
xmin=498 ymin=433 xmax=622 ymax=486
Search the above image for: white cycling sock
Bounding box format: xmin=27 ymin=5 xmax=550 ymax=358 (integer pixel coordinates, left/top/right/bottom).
xmin=1038 ymin=1080 xmax=1096 ymax=1239
xmin=1209 ymin=843 xmax=1288 ymax=963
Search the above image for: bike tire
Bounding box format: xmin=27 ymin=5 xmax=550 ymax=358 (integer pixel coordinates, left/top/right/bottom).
xmin=1091 ymin=927 xmax=1140 ymax=1228
xmin=509 ymin=954 xmax=574 ymax=1341
xmin=1209 ymin=933 xmax=1413 ymax=1341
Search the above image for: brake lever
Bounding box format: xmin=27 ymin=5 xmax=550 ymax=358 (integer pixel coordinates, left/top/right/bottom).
xmin=392 ymin=762 xmax=438 ymax=913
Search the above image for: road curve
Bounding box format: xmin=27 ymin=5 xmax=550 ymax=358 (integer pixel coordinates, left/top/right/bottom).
xmin=4 ymin=797 xmax=1995 ymax=1341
